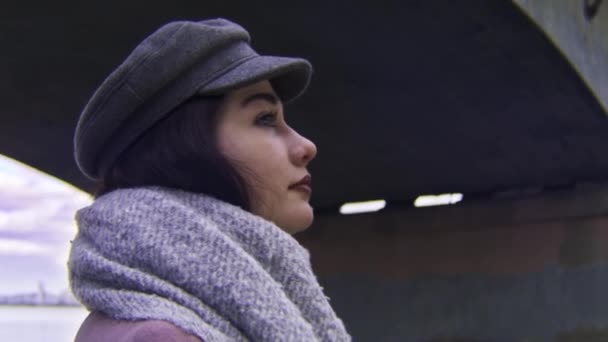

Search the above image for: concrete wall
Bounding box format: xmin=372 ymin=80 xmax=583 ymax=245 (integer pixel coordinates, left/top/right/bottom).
xmin=298 ymin=184 xmax=608 ymax=341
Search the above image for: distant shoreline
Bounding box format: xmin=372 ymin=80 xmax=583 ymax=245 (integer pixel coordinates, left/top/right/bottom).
xmin=0 ymin=290 xmax=81 ymax=307
xmin=0 ymin=303 xmax=84 ymax=308
xmin=0 ymin=303 xmax=83 ymax=308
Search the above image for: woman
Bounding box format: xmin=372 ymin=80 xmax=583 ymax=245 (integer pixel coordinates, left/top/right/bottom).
xmin=68 ymin=19 xmax=350 ymax=341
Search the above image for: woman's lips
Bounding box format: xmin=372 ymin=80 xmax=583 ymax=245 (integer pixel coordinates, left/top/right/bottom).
xmin=289 ymin=175 xmax=312 ymax=195
xmin=290 ymin=184 xmax=312 ymax=195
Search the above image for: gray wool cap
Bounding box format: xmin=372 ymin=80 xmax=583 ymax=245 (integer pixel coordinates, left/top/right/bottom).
xmin=74 ymin=18 xmax=312 ymax=180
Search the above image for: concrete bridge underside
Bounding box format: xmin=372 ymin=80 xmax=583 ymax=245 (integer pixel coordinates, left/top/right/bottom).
xmin=2 ymin=1 xmax=608 ymax=340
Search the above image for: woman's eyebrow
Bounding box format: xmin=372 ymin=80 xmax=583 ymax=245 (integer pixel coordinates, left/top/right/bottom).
xmin=240 ymin=93 xmax=279 ymax=107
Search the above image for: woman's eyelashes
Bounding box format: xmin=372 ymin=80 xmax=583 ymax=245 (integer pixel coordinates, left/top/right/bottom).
xmin=255 ymin=111 xmax=279 ymax=127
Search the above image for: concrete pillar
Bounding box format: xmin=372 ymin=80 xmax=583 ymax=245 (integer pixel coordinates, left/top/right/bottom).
xmin=513 ymin=0 xmax=608 ymax=113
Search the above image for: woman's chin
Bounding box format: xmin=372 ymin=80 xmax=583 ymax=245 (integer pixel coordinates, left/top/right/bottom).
xmin=279 ymin=203 xmax=314 ymax=234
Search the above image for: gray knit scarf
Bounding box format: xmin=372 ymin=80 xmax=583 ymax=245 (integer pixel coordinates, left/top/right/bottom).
xmin=68 ymin=186 xmax=350 ymax=341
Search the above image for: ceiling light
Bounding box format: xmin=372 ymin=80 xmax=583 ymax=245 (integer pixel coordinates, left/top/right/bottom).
xmin=414 ymin=193 xmax=463 ymax=207
xmin=339 ymin=200 xmax=386 ymax=215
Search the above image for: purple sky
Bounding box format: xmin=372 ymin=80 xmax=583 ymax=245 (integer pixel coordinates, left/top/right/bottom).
xmin=0 ymin=155 xmax=92 ymax=295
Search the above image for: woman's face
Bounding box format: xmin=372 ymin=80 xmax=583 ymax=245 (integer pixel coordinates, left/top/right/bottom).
xmin=215 ymin=80 xmax=317 ymax=234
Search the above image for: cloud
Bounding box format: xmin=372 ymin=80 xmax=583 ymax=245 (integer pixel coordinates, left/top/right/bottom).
xmin=0 ymin=172 xmax=29 ymax=190
xmin=0 ymin=238 xmax=49 ymax=255
xmin=0 ymin=200 xmax=74 ymax=234
xmin=0 ymin=154 xmax=92 ymax=293
xmin=0 ymin=155 xmax=92 ymax=235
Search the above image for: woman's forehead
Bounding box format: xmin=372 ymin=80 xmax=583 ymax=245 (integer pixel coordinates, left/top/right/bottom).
xmin=230 ymin=80 xmax=275 ymax=99
xmin=223 ymin=80 xmax=282 ymax=109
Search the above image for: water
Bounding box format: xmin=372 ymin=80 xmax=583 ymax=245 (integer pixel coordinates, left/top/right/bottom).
xmin=0 ymin=306 xmax=89 ymax=341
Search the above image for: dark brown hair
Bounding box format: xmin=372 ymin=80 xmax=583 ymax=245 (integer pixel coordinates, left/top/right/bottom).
xmin=94 ymin=95 xmax=251 ymax=211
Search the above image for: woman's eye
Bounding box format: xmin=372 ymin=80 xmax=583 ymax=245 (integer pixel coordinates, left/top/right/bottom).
xmin=255 ymin=112 xmax=278 ymax=127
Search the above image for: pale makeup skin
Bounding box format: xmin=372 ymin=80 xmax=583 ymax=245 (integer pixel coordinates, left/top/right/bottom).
xmin=215 ymin=80 xmax=317 ymax=234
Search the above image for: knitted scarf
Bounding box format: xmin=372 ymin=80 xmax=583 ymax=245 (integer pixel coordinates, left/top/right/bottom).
xmin=68 ymin=186 xmax=350 ymax=342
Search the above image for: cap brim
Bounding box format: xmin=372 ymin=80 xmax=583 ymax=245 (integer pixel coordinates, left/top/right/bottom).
xmin=199 ymin=55 xmax=312 ymax=103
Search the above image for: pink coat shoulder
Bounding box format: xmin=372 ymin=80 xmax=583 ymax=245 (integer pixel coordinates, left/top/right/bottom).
xmin=74 ymin=311 xmax=202 ymax=342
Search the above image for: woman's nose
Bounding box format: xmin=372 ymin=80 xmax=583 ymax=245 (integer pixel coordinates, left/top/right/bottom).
xmin=291 ymin=131 xmax=317 ymax=166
